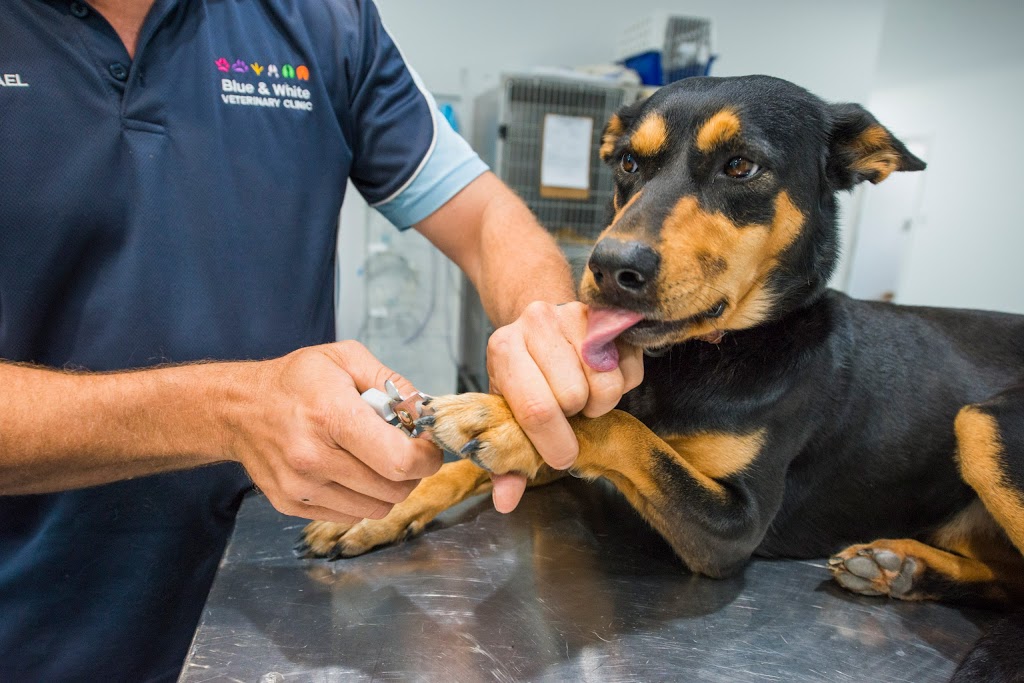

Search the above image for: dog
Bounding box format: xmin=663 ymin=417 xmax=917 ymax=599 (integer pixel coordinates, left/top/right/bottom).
xmin=298 ymin=75 xmax=1024 ymax=679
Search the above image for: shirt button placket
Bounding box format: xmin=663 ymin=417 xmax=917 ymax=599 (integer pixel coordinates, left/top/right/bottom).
xmin=109 ymin=63 xmax=129 ymax=81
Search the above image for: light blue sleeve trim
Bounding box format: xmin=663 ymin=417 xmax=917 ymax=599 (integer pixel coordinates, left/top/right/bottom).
xmin=372 ymin=104 xmax=490 ymax=230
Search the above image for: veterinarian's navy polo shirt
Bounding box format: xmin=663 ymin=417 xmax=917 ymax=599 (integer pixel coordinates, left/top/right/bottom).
xmin=0 ymin=0 xmax=486 ymax=679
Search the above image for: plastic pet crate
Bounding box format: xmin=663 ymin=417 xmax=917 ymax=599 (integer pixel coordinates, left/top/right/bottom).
xmin=615 ymin=13 xmax=715 ymax=86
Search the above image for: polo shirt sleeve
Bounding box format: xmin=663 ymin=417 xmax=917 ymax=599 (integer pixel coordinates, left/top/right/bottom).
xmin=345 ymin=1 xmax=488 ymax=230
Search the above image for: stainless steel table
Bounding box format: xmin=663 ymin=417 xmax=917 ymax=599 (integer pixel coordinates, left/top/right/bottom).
xmin=180 ymin=479 xmax=992 ymax=682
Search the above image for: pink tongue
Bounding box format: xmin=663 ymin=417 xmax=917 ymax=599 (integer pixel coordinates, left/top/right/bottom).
xmin=582 ymin=308 xmax=645 ymax=372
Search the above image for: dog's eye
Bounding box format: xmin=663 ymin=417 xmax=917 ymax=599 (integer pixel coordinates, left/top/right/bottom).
xmin=724 ymin=157 xmax=760 ymax=179
xmin=621 ymin=153 xmax=640 ymax=174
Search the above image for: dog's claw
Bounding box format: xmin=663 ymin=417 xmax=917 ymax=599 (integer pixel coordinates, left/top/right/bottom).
xmin=460 ymin=439 xmax=481 ymax=456
xmin=414 ymin=415 xmax=435 ymax=428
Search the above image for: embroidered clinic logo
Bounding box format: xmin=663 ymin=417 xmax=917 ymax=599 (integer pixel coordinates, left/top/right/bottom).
xmin=214 ymin=56 xmax=312 ymax=112
xmin=0 ymin=73 xmax=30 ymax=88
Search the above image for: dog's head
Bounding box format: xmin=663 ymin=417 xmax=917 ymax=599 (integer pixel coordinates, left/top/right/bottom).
xmin=580 ymin=75 xmax=925 ymax=365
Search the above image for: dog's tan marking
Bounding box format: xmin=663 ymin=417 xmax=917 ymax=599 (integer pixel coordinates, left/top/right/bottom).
xmin=956 ymin=406 xmax=1024 ymax=555
xmin=570 ymin=412 xmax=726 ymax=494
xmin=610 ymin=189 xmax=643 ymax=228
xmin=630 ymin=113 xmax=669 ymax=157
xmin=648 ymin=191 xmax=804 ymax=345
xmin=848 ymin=124 xmax=901 ymax=184
xmin=696 ymin=109 xmax=741 ymax=153
xmin=931 ymin=500 xmax=1023 ymax=570
xmin=600 ymin=113 xmax=625 ymax=161
xmin=663 ymin=430 xmax=766 ymax=480
xmin=569 ymin=410 xmax=761 ymax=575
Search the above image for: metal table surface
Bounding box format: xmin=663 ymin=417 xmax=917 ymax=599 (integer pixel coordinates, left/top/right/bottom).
xmin=181 ymin=479 xmax=993 ymax=682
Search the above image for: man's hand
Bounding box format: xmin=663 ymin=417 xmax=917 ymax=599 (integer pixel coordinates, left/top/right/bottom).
xmin=485 ymin=301 xmax=643 ymax=512
xmin=414 ymin=173 xmax=641 ymax=513
xmin=226 ymin=341 xmax=442 ymax=523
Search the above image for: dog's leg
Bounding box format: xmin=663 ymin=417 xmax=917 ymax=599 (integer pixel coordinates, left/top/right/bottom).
xmin=297 ymin=459 xmax=491 ymax=559
xmin=955 ymin=386 xmax=1024 ymax=554
xmin=426 ymin=393 xmax=770 ymax=577
xmin=831 ymin=388 xmax=1024 ymax=606
xmin=829 ymin=531 xmax=1023 ymax=607
xmin=297 ymin=459 xmax=566 ymax=559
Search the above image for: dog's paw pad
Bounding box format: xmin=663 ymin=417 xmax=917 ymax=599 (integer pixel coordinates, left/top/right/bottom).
xmin=829 ymin=544 xmax=919 ymax=598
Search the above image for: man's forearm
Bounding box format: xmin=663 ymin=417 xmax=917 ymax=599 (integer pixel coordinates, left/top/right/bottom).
xmin=0 ymin=361 xmax=248 ymax=495
xmin=416 ymin=172 xmax=576 ymax=327
xmin=473 ymin=183 xmax=575 ymax=325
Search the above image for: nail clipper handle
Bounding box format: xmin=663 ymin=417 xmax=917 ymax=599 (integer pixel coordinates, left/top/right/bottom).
xmin=360 ymin=387 xmax=399 ymax=425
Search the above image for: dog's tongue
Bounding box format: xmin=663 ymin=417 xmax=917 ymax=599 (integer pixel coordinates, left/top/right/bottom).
xmin=583 ymin=308 xmax=644 ymax=372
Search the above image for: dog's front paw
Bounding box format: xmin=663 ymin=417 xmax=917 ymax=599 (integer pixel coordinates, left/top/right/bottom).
xmin=828 ymin=542 xmax=920 ymax=598
xmin=423 ymin=393 xmax=545 ymax=478
xmin=296 ymin=515 xmax=426 ymax=560
xmin=295 ymin=460 xmax=494 ymax=560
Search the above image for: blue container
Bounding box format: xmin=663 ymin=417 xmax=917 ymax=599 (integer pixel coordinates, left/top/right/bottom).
xmin=623 ymin=51 xmax=663 ymax=86
xmin=622 ymin=52 xmax=716 ymax=86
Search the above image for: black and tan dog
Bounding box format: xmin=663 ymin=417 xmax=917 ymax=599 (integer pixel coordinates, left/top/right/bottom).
xmin=300 ymin=75 xmax=1024 ymax=675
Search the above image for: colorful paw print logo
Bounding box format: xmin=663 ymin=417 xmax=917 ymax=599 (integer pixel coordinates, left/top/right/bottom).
xmin=214 ymin=57 xmax=310 ymax=80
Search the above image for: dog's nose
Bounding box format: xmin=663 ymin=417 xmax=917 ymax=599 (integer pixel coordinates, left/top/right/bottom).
xmin=588 ymin=239 xmax=660 ymax=296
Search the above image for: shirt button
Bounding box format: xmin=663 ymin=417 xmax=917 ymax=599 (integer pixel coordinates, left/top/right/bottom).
xmin=69 ymin=2 xmax=89 ymax=18
xmin=109 ymin=63 xmax=129 ymax=81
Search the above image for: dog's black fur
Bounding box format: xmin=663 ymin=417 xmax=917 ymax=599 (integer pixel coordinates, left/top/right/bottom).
xmin=300 ymin=75 xmax=1024 ymax=680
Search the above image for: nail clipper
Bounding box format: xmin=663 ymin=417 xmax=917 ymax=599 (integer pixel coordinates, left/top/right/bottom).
xmin=360 ymin=379 xmax=434 ymax=437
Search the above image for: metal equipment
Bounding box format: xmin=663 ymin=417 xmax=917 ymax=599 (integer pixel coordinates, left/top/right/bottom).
xmin=360 ymin=379 xmax=434 ymax=438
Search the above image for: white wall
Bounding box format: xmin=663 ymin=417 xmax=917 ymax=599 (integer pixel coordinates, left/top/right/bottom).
xmin=866 ymin=63 xmax=1024 ymax=313
xmin=864 ymin=0 xmax=1024 ymax=313
xmin=376 ymin=0 xmax=887 ymax=104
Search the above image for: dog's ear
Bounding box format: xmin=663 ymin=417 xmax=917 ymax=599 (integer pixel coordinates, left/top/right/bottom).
xmin=826 ymin=103 xmax=926 ymax=189
xmin=599 ymin=99 xmax=646 ymax=163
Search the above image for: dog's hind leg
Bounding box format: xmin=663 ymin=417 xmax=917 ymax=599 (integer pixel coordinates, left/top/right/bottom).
xmin=955 ymin=385 xmax=1024 ymax=555
xmin=830 ymin=387 xmax=1024 ymax=607
xmin=829 ymin=503 xmax=1024 ymax=606
xmin=949 ymin=388 xmax=1024 ymax=683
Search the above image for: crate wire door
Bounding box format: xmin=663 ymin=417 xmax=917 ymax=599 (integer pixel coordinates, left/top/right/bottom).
xmin=458 ymin=76 xmax=630 ymax=391
xmin=497 ymin=77 xmax=624 ymax=247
